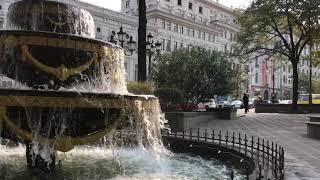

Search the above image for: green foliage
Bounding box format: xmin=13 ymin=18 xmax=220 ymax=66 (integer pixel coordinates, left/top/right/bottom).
xmin=299 ymin=74 xmax=320 ymax=94
xmin=127 ymin=81 xmax=154 ymax=95
xmin=154 ymin=88 xmax=183 ymax=112
xmin=154 ymin=88 xmax=183 ymax=104
xmin=153 ymin=48 xmax=236 ymax=104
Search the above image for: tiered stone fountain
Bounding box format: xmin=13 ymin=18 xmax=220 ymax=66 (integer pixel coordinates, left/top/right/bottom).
xmin=0 ymin=0 xmax=161 ymax=172
xmin=0 ymin=1 xmax=247 ymax=179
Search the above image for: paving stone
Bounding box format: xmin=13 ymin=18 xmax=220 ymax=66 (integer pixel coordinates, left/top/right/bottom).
xmin=192 ymin=109 xmax=320 ymax=179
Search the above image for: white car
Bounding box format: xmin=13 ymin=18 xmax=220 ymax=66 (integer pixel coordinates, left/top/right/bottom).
xmin=201 ymin=99 xmax=217 ymax=109
xmin=231 ymin=100 xmax=243 ymax=109
xmin=279 ymin=100 xmax=292 ymax=104
xmin=216 ymin=101 xmax=231 ymax=108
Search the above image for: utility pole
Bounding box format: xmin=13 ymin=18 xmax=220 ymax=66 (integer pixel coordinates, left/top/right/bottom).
xmin=138 ymin=0 xmax=147 ymax=81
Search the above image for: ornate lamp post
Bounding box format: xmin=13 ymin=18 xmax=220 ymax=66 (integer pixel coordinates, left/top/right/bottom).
xmin=109 ymin=27 xmax=136 ymax=56
xmin=146 ymin=33 xmax=161 ymax=80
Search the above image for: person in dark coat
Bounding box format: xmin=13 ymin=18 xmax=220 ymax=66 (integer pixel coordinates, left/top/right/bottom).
xmin=242 ymin=93 xmax=249 ymax=114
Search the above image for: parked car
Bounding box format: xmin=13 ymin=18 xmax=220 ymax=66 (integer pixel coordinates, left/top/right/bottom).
xmin=201 ymin=99 xmax=217 ymax=109
xmin=176 ymin=101 xmax=198 ymax=112
xmin=231 ymin=100 xmax=243 ymax=109
xmin=217 ymin=101 xmax=230 ymax=108
xmin=279 ymin=100 xmax=292 ymax=104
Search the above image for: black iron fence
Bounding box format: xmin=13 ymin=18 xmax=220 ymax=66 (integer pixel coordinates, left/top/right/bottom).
xmin=162 ymin=128 xmax=285 ymax=180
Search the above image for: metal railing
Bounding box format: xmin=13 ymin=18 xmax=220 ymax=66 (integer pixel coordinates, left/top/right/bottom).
xmin=162 ymin=128 xmax=285 ymax=180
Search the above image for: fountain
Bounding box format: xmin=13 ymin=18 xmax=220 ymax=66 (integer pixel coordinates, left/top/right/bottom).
xmin=0 ymin=0 xmax=253 ymax=179
xmin=0 ymin=0 xmax=164 ymax=172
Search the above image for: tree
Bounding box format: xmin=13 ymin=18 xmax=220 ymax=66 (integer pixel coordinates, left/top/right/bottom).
xmin=153 ymin=48 xmax=236 ymax=110
xmin=236 ymin=0 xmax=320 ymax=111
xmin=138 ymin=0 xmax=147 ymax=81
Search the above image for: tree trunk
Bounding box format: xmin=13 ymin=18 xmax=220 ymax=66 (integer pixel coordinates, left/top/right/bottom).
xmin=138 ymin=0 xmax=147 ymax=81
xmin=291 ymin=60 xmax=299 ymax=112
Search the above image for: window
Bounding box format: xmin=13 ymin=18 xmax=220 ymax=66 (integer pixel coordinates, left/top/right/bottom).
xmin=191 ymin=29 xmax=194 ymax=37
xmin=125 ymin=1 xmax=130 ymax=8
xmin=255 ymin=58 xmax=259 ymax=68
xmin=255 ymin=73 xmax=259 ymax=83
xmin=177 ymin=0 xmax=182 ymax=6
xmin=202 ymin=32 xmax=205 ymax=40
xmin=283 ymin=66 xmax=286 ymax=72
xmin=96 ymin=27 xmax=101 ymax=33
xmin=224 ymin=30 xmax=227 ymax=38
xmin=166 ymin=40 xmax=171 ymax=51
xmin=224 ymin=44 xmax=227 ymax=52
xmin=178 ymin=25 xmax=183 ymax=34
xmin=189 ymin=2 xmax=193 ymax=10
xmin=161 ymin=38 xmax=165 ymax=51
xmin=173 ymin=24 xmax=178 ymax=32
xmin=186 ymin=28 xmax=190 ymax=36
xmin=180 ymin=43 xmax=183 ymax=48
xmin=174 ymin=41 xmax=178 ymax=50
xmin=161 ymin=20 xmax=165 ymax=29
xmin=199 ymin=7 xmax=203 ymax=14
xmin=166 ymin=21 xmax=171 ymax=30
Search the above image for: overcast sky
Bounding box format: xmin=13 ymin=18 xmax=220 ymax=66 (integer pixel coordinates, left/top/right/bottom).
xmin=80 ymin=0 xmax=251 ymax=11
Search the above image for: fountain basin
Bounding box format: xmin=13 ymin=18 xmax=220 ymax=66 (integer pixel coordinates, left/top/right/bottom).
xmin=0 ymin=89 xmax=156 ymax=152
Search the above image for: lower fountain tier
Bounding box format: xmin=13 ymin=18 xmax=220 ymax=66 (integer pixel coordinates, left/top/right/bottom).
xmin=0 ymin=89 xmax=156 ymax=152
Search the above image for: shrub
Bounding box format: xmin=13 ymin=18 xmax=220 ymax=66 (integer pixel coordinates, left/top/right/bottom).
xmin=127 ymin=81 xmax=154 ymax=95
xmin=154 ymin=88 xmax=183 ymax=112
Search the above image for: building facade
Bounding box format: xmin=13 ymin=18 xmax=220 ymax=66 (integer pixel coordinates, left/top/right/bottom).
xmin=1 ymin=0 xmax=318 ymax=100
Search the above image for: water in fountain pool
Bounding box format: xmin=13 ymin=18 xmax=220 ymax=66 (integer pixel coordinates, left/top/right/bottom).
xmin=0 ymin=144 xmax=243 ymax=180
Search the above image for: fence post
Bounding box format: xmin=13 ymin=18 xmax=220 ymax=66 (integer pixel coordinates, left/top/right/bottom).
xmin=271 ymin=142 xmax=274 ymax=163
xmin=197 ymin=128 xmax=200 ymax=141
xmin=212 ymin=129 xmax=215 ymax=143
xmin=226 ymin=131 xmax=229 ymax=146
xmin=219 ymin=130 xmax=222 ymax=146
xmin=251 ymin=136 xmax=254 ymax=159
xmin=238 ymin=132 xmax=241 ymax=152
xmin=204 ymin=129 xmax=207 ymax=142
xmin=232 ymin=132 xmax=235 ymax=150
xmin=259 ymin=164 xmax=264 ymax=179
xmin=262 ymin=139 xmax=265 ymax=167
xmin=182 ymin=129 xmax=185 ymax=139
xmin=267 ymin=140 xmax=270 ymax=166
xmin=257 ymin=138 xmax=260 ymax=164
xmin=244 ymin=134 xmax=248 ymax=156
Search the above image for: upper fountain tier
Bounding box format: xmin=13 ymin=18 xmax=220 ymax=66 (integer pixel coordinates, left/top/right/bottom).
xmin=0 ymin=0 xmax=127 ymax=92
xmin=7 ymin=0 xmax=95 ymax=38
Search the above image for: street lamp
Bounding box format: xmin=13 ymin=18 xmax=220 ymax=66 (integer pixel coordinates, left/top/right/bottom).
xmin=146 ymin=33 xmax=161 ymax=80
xmin=109 ymin=27 xmax=137 ymax=56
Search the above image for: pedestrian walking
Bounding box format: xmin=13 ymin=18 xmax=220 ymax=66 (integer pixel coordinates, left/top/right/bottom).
xmin=242 ymin=93 xmax=249 ymax=114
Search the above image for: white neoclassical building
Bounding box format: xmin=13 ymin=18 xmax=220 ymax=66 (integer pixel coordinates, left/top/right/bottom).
xmin=1 ymin=0 xmax=319 ymax=100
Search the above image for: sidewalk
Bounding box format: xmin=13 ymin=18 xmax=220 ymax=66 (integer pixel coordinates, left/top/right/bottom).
xmin=194 ymin=109 xmax=320 ymax=179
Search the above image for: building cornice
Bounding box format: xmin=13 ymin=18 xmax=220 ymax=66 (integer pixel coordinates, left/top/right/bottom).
xmin=147 ymin=9 xmax=221 ymax=35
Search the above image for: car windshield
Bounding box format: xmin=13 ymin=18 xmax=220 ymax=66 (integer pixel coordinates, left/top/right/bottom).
xmin=201 ymin=99 xmax=212 ymax=103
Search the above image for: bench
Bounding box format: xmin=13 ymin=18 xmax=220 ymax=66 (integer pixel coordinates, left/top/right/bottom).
xmin=307 ymin=115 xmax=320 ymax=122
xmin=305 ymin=122 xmax=320 ymax=139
